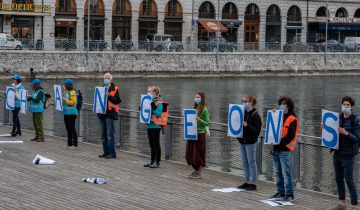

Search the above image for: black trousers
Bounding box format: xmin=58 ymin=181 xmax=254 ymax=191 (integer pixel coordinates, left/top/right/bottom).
xmin=334 ymin=154 xmax=358 ymax=205
xmin=147 ymin=128 xmax=161 ymax=163
xmin=64 ymin=115 xmax=78 ymax=147
xmin=11 ymin=107 xmax=21 ymax=134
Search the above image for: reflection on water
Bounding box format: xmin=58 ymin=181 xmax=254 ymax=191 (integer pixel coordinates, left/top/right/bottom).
xmin=2 ymin=76 xmax=360 ymax=138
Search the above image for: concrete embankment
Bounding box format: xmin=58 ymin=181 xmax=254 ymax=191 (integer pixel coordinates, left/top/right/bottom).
xmin=1 ymin=51 xmax=360 ymax=79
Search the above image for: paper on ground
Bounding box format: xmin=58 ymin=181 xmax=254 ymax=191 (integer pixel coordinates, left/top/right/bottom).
xmin=0 ymin=134 xmax=11 ymax=137
xmin=0 ymin=141 xmax=23 ymax=144
xmin=260 ymin=199 xmax=294 ymax=207
xmin=33 ymin=154 xmax=55 ymax=165
xmin=211 ymin=187 xmax=245 ymax=193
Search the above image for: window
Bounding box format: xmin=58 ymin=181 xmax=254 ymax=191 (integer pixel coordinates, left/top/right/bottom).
xmin=222 ymin=3 xmax=237 ymax=19
xmin=336 ymin=8 xmax=348 ymax=18
xmin=113 ymin=0 xmax=131 ymax=16
xmin=316 ymin=7 xmax=328 ymax=17
xmin=165 ymin=0 xmax=182 ymax=18
xmin=266 ymin=4 xmax=281 ymax=21
xmin=140 ymin=0 xmax=157 ymax=17
xmin=199 ymin=1 xmax=215 ymax=19
xmin=85 ymin=0 xmax=105 ymax=16
xmin=287 ymin=6 xmax=301 ymax=22
xmin=56 ymin=0 xmax=76 ymax=14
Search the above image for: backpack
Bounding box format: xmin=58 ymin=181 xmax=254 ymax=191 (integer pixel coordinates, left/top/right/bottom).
xmin=76 ymin=90 xmax=83 ymax=111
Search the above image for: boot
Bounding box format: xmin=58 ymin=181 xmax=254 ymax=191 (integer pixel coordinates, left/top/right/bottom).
xmin=31 ymin=137 xmax=39 ymax=141
xmin=16 ymin=130 xmax=22 ymax=136
xmin=35 ymin=137 xmax=45 ymax=142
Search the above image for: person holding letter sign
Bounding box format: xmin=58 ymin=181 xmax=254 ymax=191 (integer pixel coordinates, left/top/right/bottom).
xmin=27 ymin=79 xmax=45 ymax=142
xmin=98 ymin=73 xmax=121 ymax=159
xmin=185 ymin=91 xmax=210 ymax=179
xmin=322 ymin=96 xmax=360 ymax=210
xmin=10 ymin=74 xmax=25 ymax=137
xmin=271 ymin=97 xmax=298 ymax=201
xmin=237 ymin=95 xmax=262 ymax=191
xmin=144 ymin=86 xmax=168 ymax=168
xmin=62 ymin=79 xmax=79 ymax=148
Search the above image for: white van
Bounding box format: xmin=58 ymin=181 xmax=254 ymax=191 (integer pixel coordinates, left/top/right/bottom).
xmin=344 ymin=37 xmax=360 ymax=52
xmin=0 ymin=33 xmax=23 ymax=50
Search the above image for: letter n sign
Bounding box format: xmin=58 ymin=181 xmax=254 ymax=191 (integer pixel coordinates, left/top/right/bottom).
xmin=93 ymin=87 xmax=108 ymax=114
xmin=265 ymin=110 xmax=284 ymax=145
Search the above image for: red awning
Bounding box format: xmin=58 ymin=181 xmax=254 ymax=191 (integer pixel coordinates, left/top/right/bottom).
xmin=198 ymin=20 xmax=228 ymax=33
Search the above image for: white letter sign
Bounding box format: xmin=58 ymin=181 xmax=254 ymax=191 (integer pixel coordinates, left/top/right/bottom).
xmin=322 ymin=109 xmax=339 ymax=150
xmin=265 ymin=110 xmax=284 ymax=145
xmin=227 ymin=104 xmax=245 ymax=138
xmin=54 ymin=85 xmax=63 ymax=111
xmin=19 ymin=89 xmax=28 ymax=114
xmin=140 ymin=94 xmax=152 ymax=124
xmin=183 ymin=109 xmax=198 ymax=140
xmin=93 ymin=87 xmax=108 ymax=114
xmin=6 ymin=86 xmax=15 ymax=110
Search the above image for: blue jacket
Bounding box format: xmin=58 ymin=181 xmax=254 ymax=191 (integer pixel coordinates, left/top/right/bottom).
xmin=336 ymin=114 xmax=360 ymax=157
xmin=147 ymin=97 xmax=163 ymax=129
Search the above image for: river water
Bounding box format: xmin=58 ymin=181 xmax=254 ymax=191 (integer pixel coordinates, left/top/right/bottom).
xmin=1 ymin=76 xmax=360 ymax=138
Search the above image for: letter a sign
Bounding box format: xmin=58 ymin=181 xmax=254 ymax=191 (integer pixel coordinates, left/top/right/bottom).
xmin=265 ymin=110 xmax=284 ymax=145
xmin=322 ymin=109 xmax=339 ymax=150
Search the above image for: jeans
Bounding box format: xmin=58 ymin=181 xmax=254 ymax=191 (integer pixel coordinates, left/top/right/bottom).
xmin=64 ymin=115 xmax=78 ymax=147
xmin=272 ymin=151 xmax=294 ymax=196
xmin=333 ymin=154 xmax=358 ymax=205
xmin=147 ymin=128 xmax=161 ymax=163
xmin=12 ymin=107 xmax=21 ymax=133
xmin=99 ymin=117 xmax=116 ymax=157
xmin=239 ymin=143 xmax=258 ymax=182
xmin=32 ymin=112 xmax=44 ymax=137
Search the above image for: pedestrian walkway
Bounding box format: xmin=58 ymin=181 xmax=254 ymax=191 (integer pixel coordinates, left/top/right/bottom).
xmin=0 ymin=126 xmax=340 ymax=210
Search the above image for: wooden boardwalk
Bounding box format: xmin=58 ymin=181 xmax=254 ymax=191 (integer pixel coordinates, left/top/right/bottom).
xmin=0 ymin=126 xmax=341 ymax=210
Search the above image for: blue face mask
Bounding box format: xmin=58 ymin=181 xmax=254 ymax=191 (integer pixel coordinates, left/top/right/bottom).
xmin=104 ymin=79 xmax=111 ymax=85
xmin=194 ymin=98 xmax=201 ymax=104
xmin=243 ymin=102 xmax=249 ymax=110
xmin=342 ymin=107 xmax=351 ymax=114
xmin=279 ymin=105 xmax=286 ymax=111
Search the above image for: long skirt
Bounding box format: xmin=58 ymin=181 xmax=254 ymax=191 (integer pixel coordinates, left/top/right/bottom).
xmin=185 ymin=133 xmax=206 ymax=170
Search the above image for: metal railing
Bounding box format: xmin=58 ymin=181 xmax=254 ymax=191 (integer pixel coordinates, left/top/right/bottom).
xmin=0 ymin=92 xmax=359 ymax=195
xmin=4 ymin=38 xmax=360 ymax=53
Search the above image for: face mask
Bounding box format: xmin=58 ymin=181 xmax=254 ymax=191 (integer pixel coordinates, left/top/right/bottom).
xmin=279 ymin=105 xmax=286 ymax=111
xmin=11 ymin=83 xmax=15 ymax=87
xmin=104 ymin=79 xmax=111 ymax=85
xmin=147 ymin=91 xmax=152 ymax=96
xmin=243 ymin=102 xmax=249 ymax=110
xmin=342 ymin=107 xmax=351 ymax=114
xmin=195 ymin=98 xmax=201 ymax=104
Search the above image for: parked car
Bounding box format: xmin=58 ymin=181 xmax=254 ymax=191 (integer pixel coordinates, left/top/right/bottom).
xmin=198 ymin=37 xmax=237 ymax=52
xmin=283 ymin=42 xmax=311 ymax=52
xmin=310 ymin=39 xmax=345 ymax=52
xmin=344 ymin=37 xmax=360 ymax=52
xmin=145 ymin=34 xmax=183 ymax=52
xmin=0 ymin=33 xmax=23 ymax=50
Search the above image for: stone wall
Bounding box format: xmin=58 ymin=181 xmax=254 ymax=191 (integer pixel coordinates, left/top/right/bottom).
xmin=1 ymin=51 xmax=360 ymax=78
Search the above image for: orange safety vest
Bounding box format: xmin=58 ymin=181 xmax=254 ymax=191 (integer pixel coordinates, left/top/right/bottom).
xmin=282 ymin=115 xmax=299 ymax=151
xmin=107 ymin=86 xmax=119 ymax=113
xmin=151 ymin=100 xmax=168 ymax=126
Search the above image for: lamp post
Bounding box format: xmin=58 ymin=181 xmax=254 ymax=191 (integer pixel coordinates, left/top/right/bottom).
xmin=324 ymin=0 xmax=328 ymax=68
xmin=191 ymin=0 xmax=194 ymax=51
xmin=87 ymin=0 xmax=91 ymax=64
xmin=216 ymin=0 xmax=220 ymax=69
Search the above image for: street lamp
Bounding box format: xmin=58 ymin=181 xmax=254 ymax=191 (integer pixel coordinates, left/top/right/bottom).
xmin=324 ymin=0 xmax=328 ymax=68
xmin=87 ymin=0 xmax=91 ymax=64
xmin=216 ymin=0 xmax=220 ymax=69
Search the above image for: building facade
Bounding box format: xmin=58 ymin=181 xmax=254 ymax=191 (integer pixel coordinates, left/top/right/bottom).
xmin=1 ymin=0 xmax=360 ymax=50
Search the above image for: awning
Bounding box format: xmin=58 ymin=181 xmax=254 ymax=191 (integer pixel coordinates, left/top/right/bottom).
xmin=0 ymin=11 xmax=50 ymax=16
xmin=319 ymin=24 xmax=360 ymax=31
xmin=221 ymin=20 xmax=242 ymax=28
xmin=198 ymin=20 xmax=228 ymax=32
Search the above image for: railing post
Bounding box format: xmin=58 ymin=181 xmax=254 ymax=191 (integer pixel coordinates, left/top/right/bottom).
xmin=164 ymin=123 xmax=173 ymax=160
xmin=76 ymin=110 xmax=81 ymax=138
xmin=292 ymin=143 xmax=301 ymax=185
xmin=118 ymin=115 xmax=124 ymax=147
xmin=257 ymin=137 xmax=264 ymax=175
xmin=222 ymin=137 xmax=231 ymax=172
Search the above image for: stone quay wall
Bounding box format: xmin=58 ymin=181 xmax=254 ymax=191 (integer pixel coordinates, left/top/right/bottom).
xmin=1 ymin=51 xmax=360 ymax=78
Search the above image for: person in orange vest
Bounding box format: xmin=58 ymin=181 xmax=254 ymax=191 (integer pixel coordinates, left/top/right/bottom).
xmin=144 ymin=86 xmax=168 ymax=168
xmin=98 ymin=73 xmax=121 ymax=159
xmin=271 ymin=96 xmax=298 ymax=201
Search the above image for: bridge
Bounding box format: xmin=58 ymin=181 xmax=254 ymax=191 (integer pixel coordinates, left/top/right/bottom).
xmin=0 ymin=125 xmax=340 ymax=210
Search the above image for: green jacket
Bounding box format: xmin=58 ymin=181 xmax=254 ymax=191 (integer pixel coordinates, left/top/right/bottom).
xmin=197 ymin=106 xmax=210 ymax=134
xmin=147 ymin=97 xmax=164 ymax=129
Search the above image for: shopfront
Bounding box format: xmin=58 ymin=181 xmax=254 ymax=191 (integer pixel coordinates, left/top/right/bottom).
xmin=112 ymin=0 xmax=131 ymax=41
xmin=266 ymin=4 xmax=281 ymax=49
xmin=138 ymin=0 xmax=158 ymax=42
xmin=286 ymin=5 xmax=302 ymax=43
xmin=244 ymin=3 xmax=260 ymax=50
xmin=11 ymin=16 xmax=34 ymax=39
xmin=0 ymin=15 xmax=3 ymax=33
xmin=221 ymin=2 xmax=239 ymax=42
xmin=164 ymin=0 xmax=183 ymax=41
xmin=55 ymin=0 xmax=77 ymax=40
xmin=198 ymin=1 xmax=227 ymax=42
xmin=84 ymin=0 xmax=105 ymax=40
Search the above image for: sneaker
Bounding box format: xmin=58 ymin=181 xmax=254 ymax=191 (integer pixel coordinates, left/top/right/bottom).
xmin=281 ymin=194 xmax=295 ymax=201
xmin=144 ymin=162 xmax=154 ymax=167
xmin=150 ymin=162 xmax=160 ymax=168
xmin=331 ymin=205 xmax=346 ymax=210
xmin=35 ymin=137 xmax=45 ymax=142
xmin=189 ymin=172 xmax=201 ymax=179
xmin=245 ymin=184 xmax=257 ymax=191
xmin=98 ymin=154 xmax=108 ymax=158
xmin=105 ymin=155 xmax=116 ymax=159
xmin=31 ymin=137 xmax=39 ymax=141
xmin=237 ymin=183 xmax=249 ymax=189
xmin=271 ymin=192 xmax=285 ymax=199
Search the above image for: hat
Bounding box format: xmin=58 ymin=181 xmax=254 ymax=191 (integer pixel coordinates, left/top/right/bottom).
xmin=63 ymin=79 xmax=73 ymax=85
xmin=31 ymin=79 xmax=41 ymax=85
xmin=12 ymin=74 xmax=22 ymax=80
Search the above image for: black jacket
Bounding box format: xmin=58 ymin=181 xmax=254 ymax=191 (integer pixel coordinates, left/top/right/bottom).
xmin=335 ymin=114 xmax=360 ymax=157
xmin=97 ymin=83 xmax=121 ymax=120
xmin=238 ymin=108 xmax=262 ymax=144
xmin=273 ymin=112 xmax=297 ymax=152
